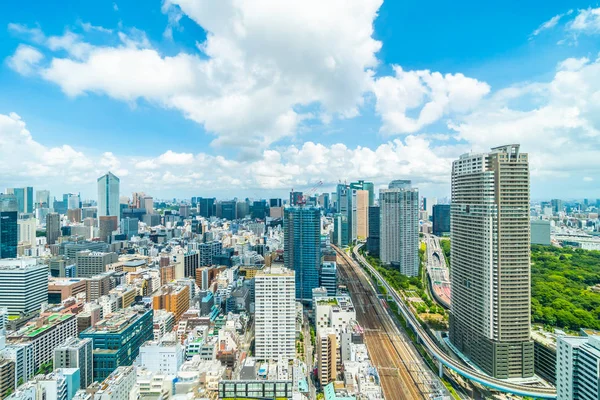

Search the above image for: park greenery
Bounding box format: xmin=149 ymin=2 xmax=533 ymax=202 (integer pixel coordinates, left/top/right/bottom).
xmin=531 ymin=245 xmax=600 ymax=331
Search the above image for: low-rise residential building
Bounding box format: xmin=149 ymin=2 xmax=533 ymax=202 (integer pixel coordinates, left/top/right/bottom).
xmin=137 ymin=333 xmax=184 ymax=375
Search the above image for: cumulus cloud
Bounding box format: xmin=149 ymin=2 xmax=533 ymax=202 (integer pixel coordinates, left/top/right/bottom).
xmin=449 ymin=55 xmax=600 ymax=182
xmin=373 ymin=65 xmax=490 ymax=134
xmin=6 ymin=44 xmax=43 ymax=76
xmin=8 ymin=0 xmax=383 ymax=150
xmin=0 ymin=111 xmax=457 ymax=198
xmin=568 ymin=7 xmax=600 ymax=34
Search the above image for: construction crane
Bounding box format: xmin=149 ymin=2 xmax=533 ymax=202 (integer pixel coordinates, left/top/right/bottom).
xmin=292 ymin=180 xmax=323 ymax=206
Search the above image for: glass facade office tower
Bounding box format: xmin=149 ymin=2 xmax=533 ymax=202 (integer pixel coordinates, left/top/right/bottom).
xmin=284 ymin=206 xmax=321 ymax=302
xmin=350 ymin=180 xmax=375 ymax=206
xmin=97 ymin=172 xmax=120 ymax=227
xmin=450 ymin=144 xmax=534 ymax=379
xmin=432 ymin=204 xmax=450 ymax=237
xmin=379 ymin=182 xmax=419 ymax=277
xmin=0 ymin=195 xmax=18 ymax=259
xmin=367 ymin=206 xmax=380 ymax=257
xmin=7 ymin=187 xmax=33 ymax=214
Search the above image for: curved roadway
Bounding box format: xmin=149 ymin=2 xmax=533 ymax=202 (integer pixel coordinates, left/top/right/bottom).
xmin=351 ymin=243 xmax=557 ymax=399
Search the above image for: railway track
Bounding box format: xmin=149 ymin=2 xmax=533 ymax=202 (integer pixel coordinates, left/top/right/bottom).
xmin=333 ymin=245 xmax=432 ymax=400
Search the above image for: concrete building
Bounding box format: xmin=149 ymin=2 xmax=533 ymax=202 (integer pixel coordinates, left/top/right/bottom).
xmin=531 ymin=219 xmax=551 ymax=246
xmin=53 ymin=338 xmax=94 ymax=389
xmin=320 ymin=262 xmax=337 ymax=296
xmin=76 ymin=251 xmax=118 ymax=278
xmin=0 ymin=358 xmax=15 ymax=399
xmin=48 ymin=278 xmax=87 ymax=304
xmin=283 ymin=206 xmax=321 ymax=302
xmin=317 ymin=327 xmax=338 ymax=387
xmin=46 ymin=213 xmax=61 ymax=246
xmin=0 ymin=259 xmax=48 ymax=316
xmin=254 ymin=267 xmax=295 ymax=361
xmin=92 ymin=366 xmax=135 ymax=400
xmin=379 ymin=182 xmax=419 ymax=276
xmin=17 ymin=214 xmax=36 ymax=246
xmin=450 ymin=144 xmax=534 ymax=378
xmin=119 ymin=218 xmax=138 ymax=239
xmin=137 ymin=333 xmax=184 ymax=375
xmin=97 ymin=172 xmax=120 ymax=228
xmin=152 ymin=284 xmax=190 ymax=323
xmin=314 ymin=296 xmax=356 ymax=338
xmin=7 ymin=314 xmax=77 ymax=378
xmin=556 ymin=335 xmax=600 ymax=400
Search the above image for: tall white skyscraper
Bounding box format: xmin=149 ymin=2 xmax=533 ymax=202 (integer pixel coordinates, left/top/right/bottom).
xmin=379 ymin=180 xmax=419 ymax=277
xmin=97 ymin=172 xmax=120 ymax=227
xmin=450 ymin=144 xmax=533 ymax=378
xmin=254 ymin=267 xmax=295 ymax=361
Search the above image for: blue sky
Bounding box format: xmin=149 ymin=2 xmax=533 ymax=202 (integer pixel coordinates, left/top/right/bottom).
xmin=1 ymin=0 xmax=599 ymax=201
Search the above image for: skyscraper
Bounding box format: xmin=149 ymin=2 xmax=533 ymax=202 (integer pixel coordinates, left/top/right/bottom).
xmin=0 ymin=194 xmax=18 ymax=259
xmin=46 ymin=212 xmax=61 ymax=245
xmin=350 ymin=180 xmax=375 ymax=206
xmin=367 ymin=206 xmax=380 ymax=257
xmin=356 ymin=189 xmax=369 ymax=239
xmin=97 ymin=172 xmax=120 ymax=227
xmin=6 ymin=187 xmax=33 ymax=214
xmin=36 ymin=190 xmax=50 ymax=208
xmin=449 ymin=144 xmax=533 ymax=379
xmin=335 ymin=184 xmax=357 ymax=245
xmin=379 ymin=181 xmax=419 ymax=276
xmin=254 ymin=267 xmax=295 ymax=361
xmin=284 ymin=206 xmax=321 ymax=302
xmin=432 ymin=204 xmax=450 ymax=237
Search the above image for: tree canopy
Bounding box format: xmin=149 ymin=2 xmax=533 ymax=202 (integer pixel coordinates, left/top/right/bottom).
xmin=531 ymin=245 xmax=600 ymax=331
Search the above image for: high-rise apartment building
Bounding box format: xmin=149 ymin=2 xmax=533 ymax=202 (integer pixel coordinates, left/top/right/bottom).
xmin=284 ymin=206 xmax=321 ymax=302
xmin=97 ymin=172 xmax=120 ymax=227
xmin=0 ymin=358 xmax=15 ymax=399
xmin=53 ymin=337 xmax=94 ymax=389
xmin=317 ymin=327 xmax=337 ymax=387
xmin=450 ymin=144 xmax=533 ymax=379
xmin=0 ymin=259 xmax=48 ymax=315
xmin=0 ymin=194 xmax=18 ymax=259
xmin=254 ymin=267 xmax=295 ymax=361
xmin=379 ymin=181 xmax=419 ymax=276
xmin=46 ymin=212 xmax=61 ymax=245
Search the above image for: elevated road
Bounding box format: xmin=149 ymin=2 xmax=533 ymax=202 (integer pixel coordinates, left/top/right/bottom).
xmin=352 ymin=243 xmax=557 ymax=399
xmin=424 ymin=234 xmax=451 ymax=309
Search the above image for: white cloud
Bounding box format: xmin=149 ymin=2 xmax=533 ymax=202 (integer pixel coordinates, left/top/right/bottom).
xmin=0 ymin=111 xmax=456 ymax=198
xmin=47 ymin=31 xmax=94 ymax=60
xmin=568 ymin=7 xmax=600 ymax=34
xmin=373 ymin=65 xmax=490 ymax=134
xmin=449 ymin=55 xmax=600 ymax=183
xmin=531 ymin=14 xmax=564 ymax=37
xmin=113 ymin=2 xmax=119 ymax=11
xmin=10 ymin=0 xmax=383 ymax=150
xmin=80 ymin=22 xmax=113 ymax=34
xmin=6 ymin=44 xmax=43 ymax=76
xmin=583 ymin=177 xmax=594 ymax=182
xmin=7 ymin=23 xmax=46 ymax=44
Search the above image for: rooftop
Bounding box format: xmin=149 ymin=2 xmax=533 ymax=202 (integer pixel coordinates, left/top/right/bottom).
xmin=81 ymin=308 xmax=149 ymax=334
xmin=9 ymin=313 xmax=74 ymax=340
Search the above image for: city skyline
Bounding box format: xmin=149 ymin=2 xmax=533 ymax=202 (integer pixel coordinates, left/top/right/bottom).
xmin=1 ymin=1 xmax=600 ymax=199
